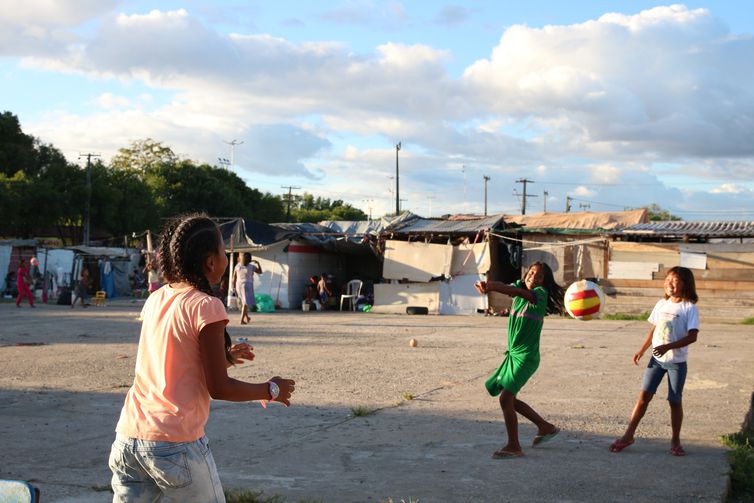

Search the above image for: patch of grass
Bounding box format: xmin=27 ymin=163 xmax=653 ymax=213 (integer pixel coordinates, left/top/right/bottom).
xmin=401 ymin=392 xmax=415 ymax=401
xmin=224 ymin=488 xmax=285 ymax=503
xmin=381 ymin=498 xmax=419 ymax=503
xmin=741 ymin=317 xmax=754 ymax=325
xmin=601 ymin=311 xmax=650 ymax=321
xmin=350 ymin=406 xmax=374 ymax=417
xmin=721 ymin=431 xmax=754 ymax=501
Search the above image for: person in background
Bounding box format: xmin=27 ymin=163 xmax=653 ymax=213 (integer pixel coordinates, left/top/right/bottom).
xmin=15 ymin=259 xmax=35 ymax=308
xmin=232 ymin=252 xmax=262 ymax=325
xmin=317 ymin=272 xmax=332 ymax=309
xmin=71 ymin=267 xmax=90 ymax=308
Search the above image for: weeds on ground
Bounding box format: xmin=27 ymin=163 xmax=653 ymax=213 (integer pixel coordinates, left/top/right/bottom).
xmin=601 ymin=311 xmax=650 ymax=321
xmin=401 ymin=392 xmax=415 ymax=401
xmin=381 ymin=498 xmax=419 ymax=503
xmin=721 ymin=431 xmax=754 ymax=502
xmin=350 ymin=406 xmax=374 ymax=417
xmin=741 ymin=317 xmax=754 ymax=325
xmin=224 ymin=488 xmax=285 ymax=503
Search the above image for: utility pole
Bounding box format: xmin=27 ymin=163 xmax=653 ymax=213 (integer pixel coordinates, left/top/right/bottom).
xmin=427 ymin=195 xmax=435 ymax=218
xmin=363 ymin=199 xmax=374 ymax=220
xmin=281 ymin=185 xmax=300 ymax=222
xmin=483 ymin=175 xmax=491 ymax=216
xmin=395 ymin=142 xmax=401 ymax=215
xmin=543 ymin=190 xmax=549 ymax=212
xmin=462 ymin=165 xmax=467 ymax=211
xmin=566 ymin=195 xmax=572 ymax=213
xmin=515 ymin=178 xmax=534 ymax=215
xmin=223 ymin=139 xmax=244 ymax=168
xmin=78 ymin=152 xmax=101 ymax=245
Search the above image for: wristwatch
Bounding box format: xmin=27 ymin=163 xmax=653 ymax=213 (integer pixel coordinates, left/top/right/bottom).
xmin=267 ymin=381 xmax=280 ymax=401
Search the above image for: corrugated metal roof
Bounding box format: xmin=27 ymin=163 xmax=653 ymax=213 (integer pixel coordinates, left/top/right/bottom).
xmin=389 ymin=213 xmax=508 ymax=234
xmin=619 ymin=221 xmax=754 ymax=237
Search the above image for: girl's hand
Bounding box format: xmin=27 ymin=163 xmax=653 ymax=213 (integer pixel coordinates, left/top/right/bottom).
xmin=632 ymin=351 xmax=644 ymax=365
xmin=474 ymin=281 xmax=488 ymax=295
xmin=230 ymin=343 xmax=255 ymax=364
xmin=269 ymin=376 xmax=296 ymax=406
xmin=652 ymin=344 xmax=670 ymax=357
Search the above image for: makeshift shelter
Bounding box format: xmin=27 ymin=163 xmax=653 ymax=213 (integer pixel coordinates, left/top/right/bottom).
xmin=1 ymin=239 xmax=38 ymax=297
xmin=604 ymin=220 xmax=754 ymax=319
xmin=219 ymin=218 xmax=384 ymax=310
xmin=372 ymin=213 xmax=520 ymax=315
xmin=68 ymin=246 xmax=141 ymax=299
xmin=499 ymin=210 xmax=648 ymax=286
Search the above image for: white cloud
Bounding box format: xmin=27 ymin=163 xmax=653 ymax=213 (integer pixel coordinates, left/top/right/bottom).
xmin=711 ymin=183 xmax=745 ymax=194
xmin=572 ymin=186 xmax=596 ymax=197
xmin=463 ymin=5 xmax=754 ymax=159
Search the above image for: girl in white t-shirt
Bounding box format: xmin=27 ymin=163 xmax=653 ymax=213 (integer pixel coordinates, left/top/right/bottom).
xmin=610 ymin=266 xmax=700 ymax=456
xmin=109 ymin=213 xmax=295 ymax=502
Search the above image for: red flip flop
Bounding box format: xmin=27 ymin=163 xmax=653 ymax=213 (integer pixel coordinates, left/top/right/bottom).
xmin=609 ymin=438 xmax=634 ymax=453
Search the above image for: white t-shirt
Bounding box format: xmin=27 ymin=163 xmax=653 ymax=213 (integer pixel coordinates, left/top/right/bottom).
xmin=648 ymin=298 xmax=700 ymax=364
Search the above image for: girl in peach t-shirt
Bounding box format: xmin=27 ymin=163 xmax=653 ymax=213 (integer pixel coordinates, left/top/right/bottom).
xmin=109 ymin=213 xmax=295 ymax=502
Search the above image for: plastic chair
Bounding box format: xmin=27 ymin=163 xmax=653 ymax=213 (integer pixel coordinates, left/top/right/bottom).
xmin=0 ymin=480 xmax=40 ymax=502
xmin=94 ymin=291 xmax=107 ymax=306
xmin=339 ymin=280 xmax=363 ymax=311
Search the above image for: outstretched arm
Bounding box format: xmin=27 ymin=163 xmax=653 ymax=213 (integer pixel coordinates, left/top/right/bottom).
xmin=475 ymin=280 xmax=536 ymax=304
xmin=200 ymin=321 xmax=295 ymax=405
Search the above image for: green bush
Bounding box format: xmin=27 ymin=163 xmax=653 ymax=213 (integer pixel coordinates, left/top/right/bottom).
xmin=721 ymin=431 xmax=754 ymax=501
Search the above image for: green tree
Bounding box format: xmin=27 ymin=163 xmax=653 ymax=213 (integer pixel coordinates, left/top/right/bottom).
xmin=110 ymin=138 xmax=178 ymax=172
xmin=643 ymin=203 xmax=682 ymax=221
xmin=290 ymin=192 xmax=367 ymax=222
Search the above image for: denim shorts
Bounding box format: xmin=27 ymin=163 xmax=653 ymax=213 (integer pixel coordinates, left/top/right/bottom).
xmin=109 ymin=434 xmax=225 ymax=502
xmin=642 ymin=357 xmax=688 ymax=403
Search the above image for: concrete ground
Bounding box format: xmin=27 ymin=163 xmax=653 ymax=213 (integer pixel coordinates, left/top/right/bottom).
xmin=1 ymin=300 xmax=752 ymax=502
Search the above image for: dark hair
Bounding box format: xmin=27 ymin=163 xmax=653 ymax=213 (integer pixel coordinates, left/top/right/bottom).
xmin=665 ymin=266 xmax=698 ymax=303
xmin=242 ymin=252 xmax=251 ymax=265
xmin=525 ymin=261 xmax=565 ymax=315
xmin=158 ymin=212 xmax=233 ymax=363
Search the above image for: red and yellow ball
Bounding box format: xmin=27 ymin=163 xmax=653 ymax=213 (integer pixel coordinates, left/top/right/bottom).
xmin=564 ymin=279 xmax=604 ymax=320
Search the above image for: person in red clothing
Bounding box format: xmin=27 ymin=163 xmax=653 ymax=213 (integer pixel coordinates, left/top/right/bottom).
xmin=15 ymin=259 xmax=35 ymax=308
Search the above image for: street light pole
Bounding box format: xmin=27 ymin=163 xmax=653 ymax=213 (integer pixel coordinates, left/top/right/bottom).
xmin=224 ymin=139 xmax=244 ymax=169
xmin=395 ymin=141 xmax=401 ymax=214
xmin=483 ymin=175 xmax=491 ymax=216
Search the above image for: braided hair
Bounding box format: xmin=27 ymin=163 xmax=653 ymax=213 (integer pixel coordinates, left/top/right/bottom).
xmin=526 ymin=261 xmax=565 ymax=315
xmin=158 ymin=213 xmax=233 ymax=363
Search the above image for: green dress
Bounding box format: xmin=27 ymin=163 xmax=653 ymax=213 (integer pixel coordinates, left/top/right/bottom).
xmin=485 ymin=280 xmax=548 ymax=396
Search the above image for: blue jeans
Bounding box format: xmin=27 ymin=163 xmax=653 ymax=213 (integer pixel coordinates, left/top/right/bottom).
xmin=109 ymin=434 xmax=225 ymax=502
xmin=642 ymin=357 xmax=688 ymax=403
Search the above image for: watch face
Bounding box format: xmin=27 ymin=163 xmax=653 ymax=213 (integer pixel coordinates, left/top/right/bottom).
xmin=269 ymin=381 xmax=280 ymax=399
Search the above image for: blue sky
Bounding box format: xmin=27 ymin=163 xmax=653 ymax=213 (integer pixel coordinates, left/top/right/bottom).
xmin=2 ymin=1 xmax=753 ymax=220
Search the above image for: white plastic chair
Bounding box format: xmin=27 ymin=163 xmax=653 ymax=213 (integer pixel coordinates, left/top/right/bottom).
xmin=339 ymin=279 xmax=363 ymax=311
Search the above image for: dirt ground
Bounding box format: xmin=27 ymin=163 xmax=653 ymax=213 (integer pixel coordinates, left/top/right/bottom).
xmin=1 ymin=300 xmax=753 ymax=503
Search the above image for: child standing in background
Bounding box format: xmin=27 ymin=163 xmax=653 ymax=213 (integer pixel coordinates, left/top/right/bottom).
xmin=610 ymin=266 xmax=700 ymax=456
xmin=475 ymin=262 xmax=564 ymax=459
xmin=109 ymin=213 xmax=295 ymax=502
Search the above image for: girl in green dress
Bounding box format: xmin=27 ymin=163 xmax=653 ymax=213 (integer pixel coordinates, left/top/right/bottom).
xmin=475 ymin=262 xmax=564 ymax=459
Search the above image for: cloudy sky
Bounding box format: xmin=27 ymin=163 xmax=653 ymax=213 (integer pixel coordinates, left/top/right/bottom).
xmin=2 ymin=1 xmax=753 ymax=220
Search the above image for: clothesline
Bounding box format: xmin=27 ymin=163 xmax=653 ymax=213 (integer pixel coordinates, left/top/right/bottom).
xmin=487 ymin=231 xmax=606 ymax=250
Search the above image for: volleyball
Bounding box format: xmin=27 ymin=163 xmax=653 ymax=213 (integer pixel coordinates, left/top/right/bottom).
xmin=564 ymin=279 xmax=604 ymax=320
